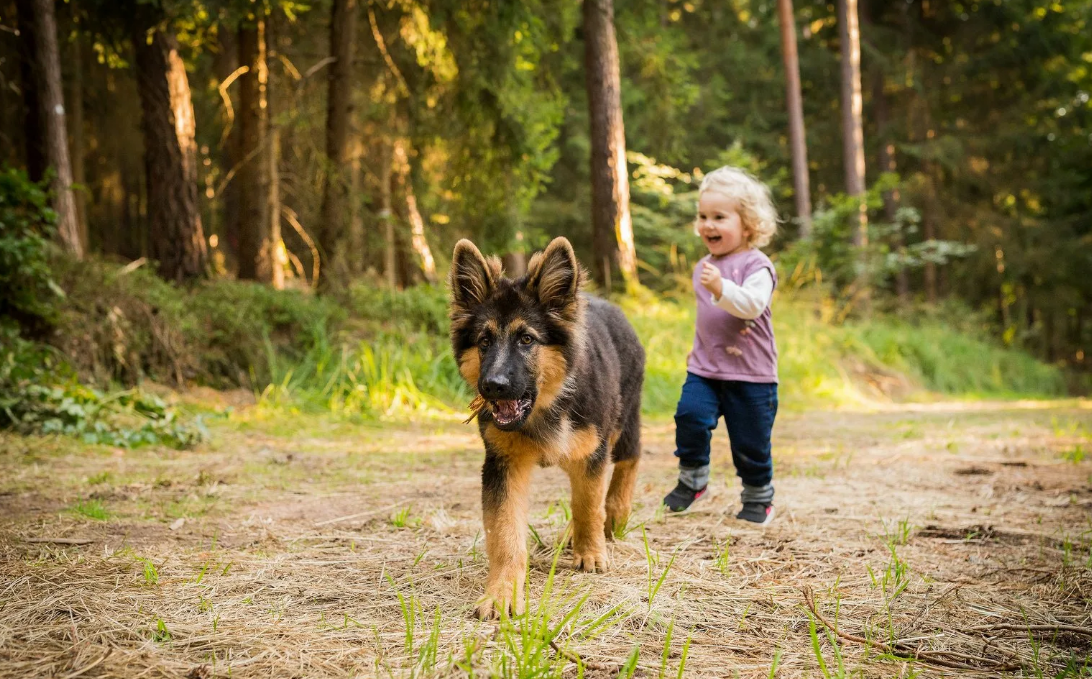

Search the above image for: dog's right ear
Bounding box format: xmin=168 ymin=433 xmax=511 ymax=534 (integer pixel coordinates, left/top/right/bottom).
xmin=449 ymin=239 xmax=497 ymax=312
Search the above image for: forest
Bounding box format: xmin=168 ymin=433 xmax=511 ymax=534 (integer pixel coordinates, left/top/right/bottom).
xmin=4 ymin=0 xmax=1089 ymax=365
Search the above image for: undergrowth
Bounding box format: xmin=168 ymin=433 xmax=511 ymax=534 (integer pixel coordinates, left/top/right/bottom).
xmin=0 ymin=333 xmax=207 ymax=449
xmin=3 ymin=254 xmax=1071 ymax=446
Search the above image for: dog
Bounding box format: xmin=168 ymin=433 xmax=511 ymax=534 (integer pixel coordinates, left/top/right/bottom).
xmin=448 ymin=236 xmax=645 ymax=620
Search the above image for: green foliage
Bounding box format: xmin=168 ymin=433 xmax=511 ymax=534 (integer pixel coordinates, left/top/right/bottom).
xmin=0 ymin=332 xmax=207 ymax=448
xmin=0 ymin=167 xmax=62 ymax=338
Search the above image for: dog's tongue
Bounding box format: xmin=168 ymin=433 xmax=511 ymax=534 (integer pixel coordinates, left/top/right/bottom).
xmin=493 ymin=400 xmax=520 ymax=422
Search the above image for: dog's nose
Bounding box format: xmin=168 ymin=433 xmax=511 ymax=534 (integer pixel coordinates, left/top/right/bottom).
xmin=481 ymin=374 xmax=512 ymax=400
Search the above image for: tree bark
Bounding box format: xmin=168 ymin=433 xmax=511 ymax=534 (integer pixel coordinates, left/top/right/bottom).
xmin=68 ymin=4 xmax=88 ymax=251
xmin=214 ymin=27 xmax=240 ymax=263
xmin=584 ymin=0 xmax=637 ymax=292
xmin=777 ymin=0 xmax=812 ymax=238
xmin=872 ymin=66 xmax=909 ymax=302
xmin=379 ymin=138 xmax=396 ymax=289
xmin=393 ymin=139 xmax=437 ymax=284
xmin=318 ymin=0 xmax=357 ymax=287
xmin=265 ymin=11 xmax=284 ymax=290
xmin=132 ymin=11 xmax=207 ymax=281
xmin=236 ymin=21 xmax=268 ymax=281
xmin=24 ymin=0 xmax=82 ymax=257
xmin=15 ymin=0 xmax=45 ymax=182
xmin=347 ymin=131 xmax=365 ymax=275
xmin=837 ymin=0 xmax=867 ymax=249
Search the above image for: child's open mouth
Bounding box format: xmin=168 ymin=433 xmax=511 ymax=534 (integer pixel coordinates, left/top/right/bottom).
xmin=704 ymin=234 xmax=722 ymax=245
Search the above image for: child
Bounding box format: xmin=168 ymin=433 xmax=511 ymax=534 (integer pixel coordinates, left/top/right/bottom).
xmin=663 ymin=166 xmax=779 ymax=525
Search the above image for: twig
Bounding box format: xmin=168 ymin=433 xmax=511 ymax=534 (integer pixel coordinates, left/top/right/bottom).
xmin=801 ymin=587 xmax=1022 ymax=672
xmin=280 ymin=205 xmax=320 ymax=288
xmin=216 ymin=65 xmax=249 ymax=148
xmin=967 ymin=623 xmax=1092 ymax=637
xmin=25 ymin=537 xmax=95 ymax=545
xmin=313 ymin=503 xmax=402 ymax=527
xmin=548 ymin=639 xmax=612 ymax=672
xmin=464 ymin=395 xmax=486 ymax=424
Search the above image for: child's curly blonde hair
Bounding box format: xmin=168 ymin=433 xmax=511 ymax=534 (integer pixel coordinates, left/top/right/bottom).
xmin=695 ymin=166 xmax=778 ymax=249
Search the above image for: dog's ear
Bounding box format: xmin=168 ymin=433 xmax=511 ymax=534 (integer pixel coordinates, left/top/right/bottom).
xmin=526 ymin=237 xmax=583 ymax=310
xmin=450 ymin=239 xmax=497 ymax=312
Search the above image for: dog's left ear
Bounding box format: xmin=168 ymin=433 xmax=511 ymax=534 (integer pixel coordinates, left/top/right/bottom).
xmin=526 ymin=237 xmax=583 ymax=310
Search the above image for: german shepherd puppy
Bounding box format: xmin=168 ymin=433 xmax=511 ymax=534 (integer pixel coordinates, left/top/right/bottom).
xmin=449 ymin=237 xmax=645 ymax=619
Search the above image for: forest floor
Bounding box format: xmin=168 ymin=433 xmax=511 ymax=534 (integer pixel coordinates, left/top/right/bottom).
xmin=1 ymin=396 xmax=1090 ymax=678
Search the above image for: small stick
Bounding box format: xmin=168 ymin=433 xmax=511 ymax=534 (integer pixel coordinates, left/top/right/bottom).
xmin=25 ymin=537 xmax=95 ymax=545
xmin=968 ymin=623 xmax=1092 ymax=637
xmin=801 ymin=587 xmax=1021 ymax=672
xmin=464 ymin=395 xmax=486 ymax=424
xmin=312 ymin=503 xmax=402 ymax=527
xmin=548 ymin=639 xmax=612 ymax=672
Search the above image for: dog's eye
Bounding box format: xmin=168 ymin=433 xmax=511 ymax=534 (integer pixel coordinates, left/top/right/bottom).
xmin=479 ymin=337 xmax=492 ymax=349
xmin=519 ymin=334 xmax=534 ymax=346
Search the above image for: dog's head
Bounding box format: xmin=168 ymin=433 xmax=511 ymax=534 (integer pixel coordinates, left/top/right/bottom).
xmin=449 ymin=237 xmax=585 ymax=431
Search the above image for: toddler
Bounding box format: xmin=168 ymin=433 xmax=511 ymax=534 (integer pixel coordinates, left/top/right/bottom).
xmin=662 ymin=166 xmax=779 ymax=525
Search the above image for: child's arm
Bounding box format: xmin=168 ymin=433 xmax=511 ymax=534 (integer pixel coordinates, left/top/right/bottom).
xmin=710 ymin=269 xmax=773 ymax=320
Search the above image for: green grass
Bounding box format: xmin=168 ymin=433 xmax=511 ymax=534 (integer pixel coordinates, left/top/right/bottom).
xmin=69 ymin=498 xmax=109 ymax=520
xmin=622 ymin=292 xmax=1066 ymax=412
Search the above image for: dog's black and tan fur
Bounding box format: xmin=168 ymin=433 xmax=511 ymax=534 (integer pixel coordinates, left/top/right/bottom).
xmin=449 ymin=237 xmax=645 ymax=619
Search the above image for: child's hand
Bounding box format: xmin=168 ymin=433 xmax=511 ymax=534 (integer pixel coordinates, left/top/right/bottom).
xmin=700 ymin=262 xmax=723 ymax=298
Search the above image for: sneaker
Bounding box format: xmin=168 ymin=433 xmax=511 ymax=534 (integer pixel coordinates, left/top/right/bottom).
xmin=663 ymin=482 xmax=706 ymax=512
xmin=736 ymin=503 xmax=775 ymax=525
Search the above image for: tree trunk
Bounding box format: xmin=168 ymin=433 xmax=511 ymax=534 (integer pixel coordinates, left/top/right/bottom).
xmin=25 ymin=0 xmax=82 ymax=257
xmin=15 ymin=0 xmax=45 ymax=182
xmin=777 ymin=0 xmax=812 ymax=238
xmin=68 ymin=5 xmax=88 ymax=252
xmin=318 ymin=0 xmax=357 ymax=288
xmin=393 ymin=139 xmax=437 ymax=284
xmin=379 ymin=138 xmax=396 ymax=290
xmin=236 ymin=22 xmax=268 ymax=281
xmin=132 ymin=12 xmax=207 ymax=281
xmin=871 ymin=63 xmax=908 ymax=303
xmin=265 ymin=11 xmax=284 ymax=290
xmin=348 ymin=131 xmax=365 ymax=275
xmin=214 ymin=27 xmax=240 ymax=264
xmin=837 ymin=0 xmax=867 ymax=250
xmin=584 ymin=0 xmax=637 ymax=292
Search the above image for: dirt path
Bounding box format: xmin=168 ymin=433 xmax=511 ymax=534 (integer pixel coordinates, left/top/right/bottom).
xmin=1 ymin=401 xmax=1090 ymax=677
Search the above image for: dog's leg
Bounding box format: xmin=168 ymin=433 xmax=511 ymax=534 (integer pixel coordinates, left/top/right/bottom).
xmin=477 ymin=448 xmax=534 ymax=620
xmin=604 ymin=458 xmax=639 ymax=540
xmin=563 ymin=443 xmax=611 ymax=572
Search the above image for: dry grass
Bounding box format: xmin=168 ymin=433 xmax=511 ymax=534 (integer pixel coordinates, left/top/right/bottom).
xmin=1 ymin=400 xmax=1090 ymax=677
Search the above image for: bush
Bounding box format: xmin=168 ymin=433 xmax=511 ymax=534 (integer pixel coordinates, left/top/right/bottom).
xmin=0 ymin=331 xmax=206 ymax=448
xmin=0 ymin=167 xmax=62 ymax=338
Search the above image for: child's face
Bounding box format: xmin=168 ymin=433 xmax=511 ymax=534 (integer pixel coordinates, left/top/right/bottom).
xmin=697 ymin=191 xmax=748 ymax=257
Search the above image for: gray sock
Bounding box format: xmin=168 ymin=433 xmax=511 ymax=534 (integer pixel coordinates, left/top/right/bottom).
xmin=741 ymin=482 xmax=774 ymax=505
xmin=679 ymin=465 xmax=710 ymax=491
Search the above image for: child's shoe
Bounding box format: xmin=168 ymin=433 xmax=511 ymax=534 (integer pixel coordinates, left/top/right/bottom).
xmin=663 ymin=482 xmax=706 ymax=512
xmin=736 ymin=502 xmax=775 ymax=525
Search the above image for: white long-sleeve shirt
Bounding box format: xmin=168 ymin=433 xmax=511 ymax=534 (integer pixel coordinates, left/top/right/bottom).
xmin=708 ymin=268 xmax=773 ymax=320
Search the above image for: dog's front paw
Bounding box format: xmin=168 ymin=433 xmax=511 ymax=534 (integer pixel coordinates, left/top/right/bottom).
xmin=572 ymin=547 xmax=610 ymax=573
xmin=475 ymin=583 xmax=525 ymax=620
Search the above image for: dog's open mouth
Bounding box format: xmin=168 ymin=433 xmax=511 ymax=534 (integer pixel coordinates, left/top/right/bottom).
xmin=491 ymin=396 xmax=534 ymax=427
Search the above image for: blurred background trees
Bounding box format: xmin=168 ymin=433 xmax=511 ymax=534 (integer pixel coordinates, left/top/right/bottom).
xmin=2 ymin=0 xmax=1090 ymax=372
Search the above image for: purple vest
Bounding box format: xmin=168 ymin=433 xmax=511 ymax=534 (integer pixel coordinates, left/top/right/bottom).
xmin=686 ymin=249 xmax=779 ymax=383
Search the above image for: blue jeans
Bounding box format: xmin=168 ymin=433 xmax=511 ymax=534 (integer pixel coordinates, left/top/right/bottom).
xmin=673 ymin=372 xmax=778 ymax=488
